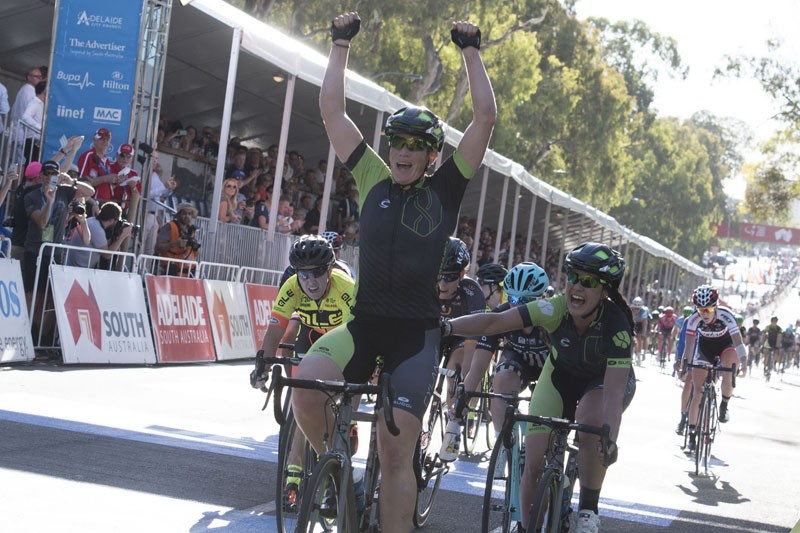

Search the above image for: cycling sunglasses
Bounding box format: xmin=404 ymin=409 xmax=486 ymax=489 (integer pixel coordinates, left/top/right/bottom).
xmin=388 ymin=136 xmax=433 ymax=152
xmin=439 ymin=271 xmax=461 ymax=283
xmin=297 ymin=266 xmax=329 ymax=280
xmin=508 ymin=295 xmax=534 ymax=306
xmin=566 ymin=270 xmax=603 ymax=289
xmin=697 ymin=306 xmax=716 ymax=314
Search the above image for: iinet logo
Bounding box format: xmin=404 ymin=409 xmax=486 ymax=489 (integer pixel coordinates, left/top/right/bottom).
xmin=56 ymin=105 xmax=85 ymax=119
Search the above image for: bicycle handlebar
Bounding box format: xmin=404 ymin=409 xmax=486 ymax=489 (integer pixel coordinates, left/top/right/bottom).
xmin=687 ymin=361 xmax=737 ymax=387
xmin=270 ymin=365 xmax=401 ymax=436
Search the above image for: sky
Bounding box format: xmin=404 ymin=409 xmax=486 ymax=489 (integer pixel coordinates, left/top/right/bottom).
xmin=574 ymin=0 xmax=800 ymax=199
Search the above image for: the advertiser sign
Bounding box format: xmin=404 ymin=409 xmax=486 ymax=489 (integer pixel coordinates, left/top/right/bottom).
xmin=0 ymin=260 xmax=35 ymax=363
xmin=43 ymin=0 xmax=144 ymax=156
xmin=245 ymin=284 xmax=279 ymax=349
xmin=145 ymin=275 xmax=216 ymax=363
xmin=716 ymin=221 xmax=800 ymax=245
xmin=50 ymin=266 xmax=156 ymax=364
xmin=203 ymin=280 xmax=256 ymax=360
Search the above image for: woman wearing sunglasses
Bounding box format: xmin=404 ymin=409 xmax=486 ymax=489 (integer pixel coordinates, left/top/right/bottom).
xmin=293 ymin=11 xmax=496 ymax=531
xmin=680 ymin=285 xmax=746 ymax=454
xmin=441 ymin=242 xmax=636 ymax=532
xmin=436 ymin=237 xmax=497 ymax=462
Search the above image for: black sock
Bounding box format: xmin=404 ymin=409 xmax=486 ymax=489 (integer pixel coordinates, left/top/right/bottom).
xmin=721 ymin=395 xmax=731 ymax=406
xmin=689 ymin=425 xmax=696 ymax=436
xmin=579 ymin=487 xmax=601 ymax=513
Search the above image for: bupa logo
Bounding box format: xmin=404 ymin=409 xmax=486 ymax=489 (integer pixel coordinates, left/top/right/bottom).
xmin=56 ymin=70 xmax=94 ymax=90
xmin=93 ymin=106 xmax=122 ymax=124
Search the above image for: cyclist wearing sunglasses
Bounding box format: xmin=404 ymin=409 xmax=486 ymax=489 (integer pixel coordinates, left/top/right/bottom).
xmin=251 ymin=235 xmax=355 ymax=510
xmin=437 ymin=237 xmax=497 ymax=461
xmin=442 ymin=242 xmax=636 ymax=532
xmin=294 ymin=11 xmax=495 ymax=531
xmin=681 ymin=285 xmax=746 ymax=452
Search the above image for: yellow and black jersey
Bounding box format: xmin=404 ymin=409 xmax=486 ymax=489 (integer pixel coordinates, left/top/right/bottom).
xmin=270 ymin=269 xmax=355 ymax=334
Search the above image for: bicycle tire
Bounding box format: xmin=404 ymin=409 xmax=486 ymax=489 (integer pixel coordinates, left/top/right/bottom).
xmin=463 ymin=395 xmax=485 ymax=455
xmin=481 ymin=439 xmax=515 ymax=532
xmin=703 ymin=392 xmax=718 ymax=475
xmin=414 ymin=394 xmax=445 ymax=527
xmin=295 ymin=454 xmax=355 ymax=533
xmin=360 ymin=452 xmax=381 ymax=533
xmin=695 ymin=391 xmax=709 ymax=476
xmin=528 ymin=466 xmax=562 ymax=533
xmin=275 ymin=411 xmax=317 ymax=532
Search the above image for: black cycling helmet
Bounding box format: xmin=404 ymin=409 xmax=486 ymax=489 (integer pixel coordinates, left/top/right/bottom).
xmin=564 ymin=242 xmax=626 ymax=288
xmin=442 ymin=237 xmax=471 ymax=272
xmin=476 ymin=263 xmax=508 ymax=285
xmin=289 ymin=235 xmax=335 ymax=269
xmin=384 ymin=105 xmax=445 ymax=152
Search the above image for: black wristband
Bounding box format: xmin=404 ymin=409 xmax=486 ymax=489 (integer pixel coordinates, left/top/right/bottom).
xmin=451 ymin=28 xmax=481 ymax=50
xmin=440 ymin=317 xmax=453 ymax=338
xmin=331 ymin=18 xmax=360 ymax=42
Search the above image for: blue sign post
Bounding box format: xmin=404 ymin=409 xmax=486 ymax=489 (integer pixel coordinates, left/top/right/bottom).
xmin=43 ymin=0 xmax=144 ymax=157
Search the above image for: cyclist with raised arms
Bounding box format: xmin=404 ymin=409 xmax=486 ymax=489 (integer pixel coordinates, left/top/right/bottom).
xmin=487 ymin=262 xmax=551 ymax=470
xmin=681 ymin=285 xmax=747 ymax=453
xmin=442 ymin=242 xmax=636 ymax=532
xmin=437 ymin=237 xmax=496 ymax=461
xmin=249 ymin=235 xmax=355 ymax=510
xmin=292 ymin=11 xmax=496 ymax=532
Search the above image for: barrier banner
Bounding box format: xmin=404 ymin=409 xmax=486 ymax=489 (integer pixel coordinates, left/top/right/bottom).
xmin=145 ymin=275 xmax=216 ymax=363
xmin=0 ymin=260 xmax=35 ymax=363
xmin=203 ymin=280 xmax=255 ymax=360
xmin=43 ymin=0 xmax=144 ymax=156
xmin=244 ymin=284 xmax=279 ymax=349
xmin=50 ymin=266 xmax=156 ymax=364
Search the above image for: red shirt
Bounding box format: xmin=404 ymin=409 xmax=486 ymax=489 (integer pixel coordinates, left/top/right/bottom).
xmin=77 ymin=148 xmax=114 ymax=200
xmin=109 ymin=160 xmax=142 ymax=208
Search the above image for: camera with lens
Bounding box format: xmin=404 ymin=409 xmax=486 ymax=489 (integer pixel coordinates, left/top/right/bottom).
xmin=183 ymin=224 xmax=201 ymax=251
xmin=111 ymin=218 xmax=141 ymax=241
xmin=70 ymin=201 xmax=86 ymax=216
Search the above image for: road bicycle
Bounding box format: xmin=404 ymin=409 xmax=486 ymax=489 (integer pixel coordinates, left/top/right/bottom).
xmin=452 ymin=385 xmax=530 ymax=533
xmin=524 ymin=415 xmax=613 ymax=532
xmin=462 ymin=359 xmax=497 ymax=455
xmin=413 ymin=364 xmax=461 ymax=527
xmin=253 ymin=350 xmax=314 ymax=533
xmin=270 ymin=364 xmax=399 ymax=532
xmin=686 ymin=360 xmax=736 ymax=476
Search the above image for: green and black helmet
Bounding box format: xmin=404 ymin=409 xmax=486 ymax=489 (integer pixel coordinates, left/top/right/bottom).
xmin=564 ymin=242 xmax=626 ymax=288
xmin=384 ymin=105 xmax=445 ymax=151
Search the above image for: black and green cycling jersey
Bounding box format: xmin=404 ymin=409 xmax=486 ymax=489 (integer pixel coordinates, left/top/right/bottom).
xmin=345 ymin=141 xmax=474 ymax=320
xmin=519 ymin=294 xmax=633 ymax=380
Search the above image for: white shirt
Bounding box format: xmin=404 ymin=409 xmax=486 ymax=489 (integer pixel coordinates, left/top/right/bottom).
xmin=11 ymin=83 xmax=34 ymax=123
xmin=0 ymin=83 xmax=9 ymax=134
xmin=148 ymin=171 xmax=170 ymax=213
xmin=20 ymin=97 xmax=43 ymax=140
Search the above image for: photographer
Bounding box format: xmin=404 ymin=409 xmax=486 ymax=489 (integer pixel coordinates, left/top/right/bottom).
xmin=155 ymin=203 xmax=200 ymax=275
xmin=65 ymin=201 xmax=132 ymax=269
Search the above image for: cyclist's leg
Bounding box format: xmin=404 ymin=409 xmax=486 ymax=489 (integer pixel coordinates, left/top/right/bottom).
xmin=461 ymin=343 xmax=495 ymax=412
xmin=377 ymin=325 xmax=438 ymax=533
xmin=489 ymin=353 xmax=526 ymax=435
xmin=444 ymin=343 xmax=466 ymax=409
xmin=719 ymin=347 xmax=738 ymax=420
xmin=520 ymin=359 xmax=564 ymax=530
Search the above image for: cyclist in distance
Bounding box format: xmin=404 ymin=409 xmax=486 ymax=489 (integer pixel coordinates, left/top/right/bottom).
xmin=321 ymin=230 xmax=357 ymax=279
xmin=437 ymin=237 xmax=496 ymax=461
xmin=292 ymin=11 xmax=496 ymax=531
xmin=488 ymin=262 xmax=551 ymax=449
xmin=657 ymin=306 xmax=678 ymax=363
xmin=745 ymin=318 xmax=762 ymax=369
xmin=762 ymin=316 xmax=781 ymax=376
xmin=442 ymin=242 xmax=637 ymax=532
xmin=630 ymin=296 xmax=649 ymax=364
xmin=249 ymin=235 xmax=355 ymax=510
xmin=673 ymin=307 xmax=695 ymax=435
xmin=680 ymin=285 xmax=747 ymax=453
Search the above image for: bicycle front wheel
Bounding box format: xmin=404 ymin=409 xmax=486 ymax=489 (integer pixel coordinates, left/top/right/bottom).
xmin=414 ymin=395 xmax=445 ymax=527
xmin=296 ymin=454 xmax=355 ymax=533
xmin=463 ymin=396 xmax=485 ymax=455
xmin=528 ymin=467 xmax=562 ymax=533
xmin=695 ymin=392 xmax=710 ymax=476
xmin=481 ymin=441 xmax=514 ymax=532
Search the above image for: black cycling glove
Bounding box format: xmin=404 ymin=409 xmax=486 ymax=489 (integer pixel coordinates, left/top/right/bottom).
xmin=331 ymin=18 xmax=360 ymax=42
xmin=249 ymin=350 xmax=266 ymax=389
xmin=451 ymin=27 xmax=481 ymax=50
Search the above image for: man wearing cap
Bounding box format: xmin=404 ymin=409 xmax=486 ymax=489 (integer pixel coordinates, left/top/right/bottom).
xmin=154 ymin=202 xmax=200 ymax=275
xmin=109 ymin=143 xmax=142 ymax=211
xmin=77 ymin=128 xmax=119 ymax=202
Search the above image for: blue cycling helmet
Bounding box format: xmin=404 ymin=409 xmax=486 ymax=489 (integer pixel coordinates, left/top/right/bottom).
xmin=503 ymin=262 xmax=549 ymax=305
